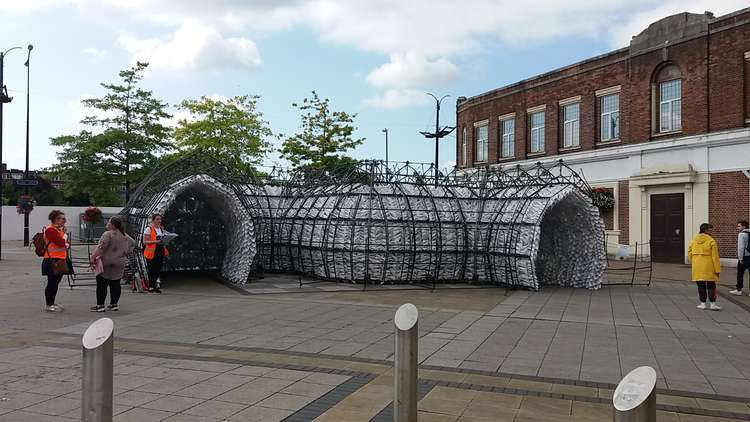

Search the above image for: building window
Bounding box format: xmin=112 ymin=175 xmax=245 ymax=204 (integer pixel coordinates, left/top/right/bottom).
xmin=530 ymin=111 xmax=545 ymax=153
xmin=562 ymin=103 xmax=580 ymax=148
xmin=475 ymin=124 xmax=488 ymax=162
xmin=659 ymin=79 xmax=681 ymax=132
xmin=461 ymin=127 xmax=467 ymax=166
xmin=500 ymin=118 xmax=514 ymax=158
xmin=653 ymin=63 xmax=682 ymax=134
xmin=600 ymin=94 xmax=619 ymax=142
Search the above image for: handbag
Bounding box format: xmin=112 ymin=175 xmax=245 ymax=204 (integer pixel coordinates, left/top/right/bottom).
xmin=52 ymin=258 xmax=71 ymax=276
xmin=93 ymin=256 xmax=104 ymax=275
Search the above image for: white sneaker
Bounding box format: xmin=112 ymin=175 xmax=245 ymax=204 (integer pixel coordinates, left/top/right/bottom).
xmin=729 ymin=290 xmax=743 ymax=296
xmin=697 ymin=303 xmax=706 ymax=309
xmin=44 ymin=305 xmax=62 ymax=312
xmin=710 ymin=303 xmax=722 ymax=311
xmin=53 ymin=303 xmax=64 ymax=310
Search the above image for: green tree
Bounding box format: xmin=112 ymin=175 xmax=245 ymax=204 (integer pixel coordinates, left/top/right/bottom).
xmin=174 ymin=95 xmax=272 ymax=173
xmin=280 ymin=91 xmax=364 ymax=170
xmin=51 ymin=62 xmax=172 ymax=205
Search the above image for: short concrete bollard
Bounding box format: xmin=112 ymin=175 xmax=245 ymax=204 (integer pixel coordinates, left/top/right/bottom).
xmin=82 ymin=318 xmax=114 ymax=422
xmin=613 ymin=366 xmax=657 ymax=422
xmin=394 ymin=303 xmax=419 ymax=422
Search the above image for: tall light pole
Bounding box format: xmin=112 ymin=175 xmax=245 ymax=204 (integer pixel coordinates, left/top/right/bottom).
xmin=419 ymin=93 xmax=455 ymax=185
xmin=382 ymin=128 xmax=389 ymax=169
xmin=23 ymin=44 xmax=32 ymax=247
xmin=0 ymin=46 xmax=24 ymax=260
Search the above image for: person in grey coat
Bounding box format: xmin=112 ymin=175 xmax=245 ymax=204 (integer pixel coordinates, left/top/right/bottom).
xmin=730 ymin=220 xmax=750 ymax=296
xmin=89 ymin=217 xmax=135 ymax=311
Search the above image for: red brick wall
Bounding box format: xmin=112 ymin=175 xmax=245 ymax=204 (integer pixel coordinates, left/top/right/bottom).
xmin=709 ymin=172 xmax=750 ymax=258
xmin=618 ymin=181 xmax=629 ymax=244
xmin=457 ymin=13 xmax=749 ymax=168
xmin=708 ymin=23 xmax=750 ymax=130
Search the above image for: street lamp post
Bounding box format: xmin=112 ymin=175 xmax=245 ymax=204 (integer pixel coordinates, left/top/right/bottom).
xmin=419 ymin=93 xmax=455 ymax=186
xmin=0 ymin=46 xmax=24 ymax=260
xmin=23 ymin=45 xmax=32 ymax=247
xmin=382 ymin=128 xmax=389 ymax=169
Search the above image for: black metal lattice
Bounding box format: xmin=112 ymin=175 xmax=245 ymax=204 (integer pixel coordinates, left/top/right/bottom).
xmin=120 ymin=154 xmax=606 ymax=289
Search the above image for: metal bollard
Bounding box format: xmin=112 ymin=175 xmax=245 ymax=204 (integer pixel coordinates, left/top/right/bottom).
xmin=394 ymin=303 xmax=419 ymax=422
xmin=82 ymin=318 xmax=115 ymax=422
xmin=613 ymin=366 xmax=657 ymax=422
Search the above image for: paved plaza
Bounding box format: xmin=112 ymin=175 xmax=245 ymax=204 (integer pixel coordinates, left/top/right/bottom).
xmin=1 ymin=241 xmax=750 ymax=421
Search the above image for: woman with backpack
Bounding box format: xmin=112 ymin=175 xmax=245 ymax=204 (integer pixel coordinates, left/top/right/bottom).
xmin=40 ymin=210 xmax=71 ymax=312
xmin=89 ymin=217 xmax=135 ymax=312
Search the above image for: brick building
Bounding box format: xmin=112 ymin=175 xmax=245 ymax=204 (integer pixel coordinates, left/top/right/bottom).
xmin=456 ymin=8 xmax=750 ymax=264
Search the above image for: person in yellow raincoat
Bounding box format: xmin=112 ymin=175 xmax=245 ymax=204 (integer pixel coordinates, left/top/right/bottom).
xmin=687 ymin=223 xmax=721 ymax=310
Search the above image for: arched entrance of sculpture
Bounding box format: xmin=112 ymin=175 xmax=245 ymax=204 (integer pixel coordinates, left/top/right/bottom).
xmin=125 ymin=174 xmax=256 ymax=285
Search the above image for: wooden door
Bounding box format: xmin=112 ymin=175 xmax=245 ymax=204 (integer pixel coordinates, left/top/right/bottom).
xmin=650 ymin=193 xmax=685 ymax=263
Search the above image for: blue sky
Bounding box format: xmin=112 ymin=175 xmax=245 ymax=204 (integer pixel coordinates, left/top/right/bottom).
xmin=1 ymin=0 xmax=746 ymax=172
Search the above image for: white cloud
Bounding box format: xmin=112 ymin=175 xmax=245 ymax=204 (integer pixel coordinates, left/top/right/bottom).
xmin=364 ymin=89 xmax=430 ymax=109
xmin=19 ymin=1 xmax=750 ymax=108
xmin=363 ymin=52 xmax=458 ymax=109
xmin=119 ymin=22 xmax=261 ymax=73
xmin=3 ymin=0 xmax=74 ymax=13
xmin=607 ymin=0 xmax=750 ymax=47
xmin=367 ymin=53 xmax=458 ymax=90
xmin=82 ymin=47 xmax=107 ymax=59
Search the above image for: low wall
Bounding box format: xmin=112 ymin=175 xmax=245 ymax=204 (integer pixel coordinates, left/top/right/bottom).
xmin=1 ymin=206 xmax=123 ymax=241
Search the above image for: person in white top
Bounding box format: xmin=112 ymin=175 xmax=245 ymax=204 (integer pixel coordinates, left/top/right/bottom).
xmin=730 ymin=220 xmax=750 ymax=296
xmin=143 ymin=213 xmax=167 ymax=293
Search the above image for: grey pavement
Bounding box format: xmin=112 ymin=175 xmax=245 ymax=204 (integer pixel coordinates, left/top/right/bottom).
xmin=2 ymin=239 xmax=750 ymax=415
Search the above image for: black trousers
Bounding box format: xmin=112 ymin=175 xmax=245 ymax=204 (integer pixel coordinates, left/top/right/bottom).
xmin=96 ymin=275 xmax=122 ymax=306
xmin=45 ymin=274 xmax=63 ymax=306
xmin=146 ymin=245 xmax=164 ymax=289
xmin=697 ymin=281 xmax=717 ymax=303
xmin=737 ymin=257 xmax=750 ymax=290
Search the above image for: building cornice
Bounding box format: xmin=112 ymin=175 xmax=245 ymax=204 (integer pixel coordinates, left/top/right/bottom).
xmin=526 ymin=104 xmax=546 ymax=114
xmin=595 ymin=85 xmax=621 ymax=97
xmin=459 ymin=127 xmax=750 ymax=173
xmin=558 ymin=96 xmax=581 ymax=106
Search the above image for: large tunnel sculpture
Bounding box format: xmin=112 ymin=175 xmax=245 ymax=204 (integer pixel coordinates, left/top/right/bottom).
xmin=121 ymin=155 xmax=606 ymax=290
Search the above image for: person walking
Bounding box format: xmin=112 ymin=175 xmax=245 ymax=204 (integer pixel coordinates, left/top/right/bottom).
xmin=41 ymin=210 xmax=70 ymax=312
xmin=89 ymin=217 xmax=135 ymax=312
xmin=688 ymin=223 xmax=722 ymax=310
xmin=729 ymin=220 xmax=750 ymax=296
xmin=143 ymin=213 xmax=168 ymax=293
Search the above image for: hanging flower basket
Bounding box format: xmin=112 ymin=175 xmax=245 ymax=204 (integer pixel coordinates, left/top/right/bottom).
xmin=16 ymin=195 xmax=35 ymax=215
xmin=590 ymin=187 xmax=615 ymax=210
xmin=82 ymin=207 xmax=103 ymax=224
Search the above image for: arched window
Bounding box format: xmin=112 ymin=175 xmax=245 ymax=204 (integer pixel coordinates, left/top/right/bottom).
xmin=462 ymin=127 xmax=467 ymax=166
xmin=654 ymin=64 xmax=682 ymax=133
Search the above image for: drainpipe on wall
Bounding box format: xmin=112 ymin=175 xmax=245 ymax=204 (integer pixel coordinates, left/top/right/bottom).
xmin=744 ymin=169 xmax=750 ymax=221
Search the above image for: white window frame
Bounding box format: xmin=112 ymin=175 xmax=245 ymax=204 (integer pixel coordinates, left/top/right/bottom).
xmin=499 ymin=115 xmax=515 ymax=158
xmin=473 ymin=121 xmax=489 ymax=163
xmin=461 ymin=127 xmax=467 ymax=166
xmin=562 ymin=102 xmax=580 ymax=148
xmin=529 ymin=111 xmax=545 ymax=153
xmin=600 ymin=93 xmax=620 ymax=142
xmin=659 ymin=79 xmax=681 ymax=133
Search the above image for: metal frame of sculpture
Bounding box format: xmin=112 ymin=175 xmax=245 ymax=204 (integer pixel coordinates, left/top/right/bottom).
xmin=121 ymin=155 xmax=606 ymax=289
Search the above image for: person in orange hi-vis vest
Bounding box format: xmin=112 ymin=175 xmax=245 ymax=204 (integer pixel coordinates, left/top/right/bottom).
xmin=41 ymin=210 xmax=71 ymax=312
xmin=143 ymin=213 xmax=169 ymax=293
